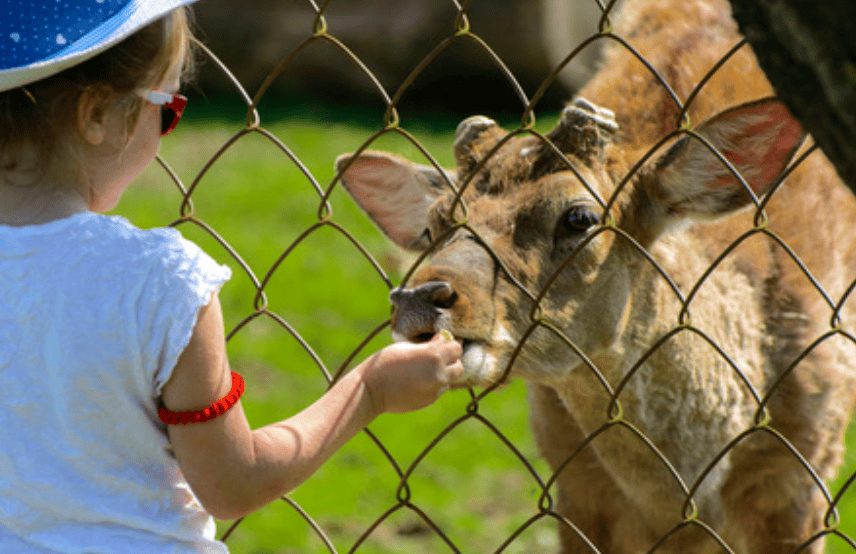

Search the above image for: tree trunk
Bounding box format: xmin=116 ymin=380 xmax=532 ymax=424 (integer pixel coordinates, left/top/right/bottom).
xmin=727 ymin=0 xmax=856 ymax=193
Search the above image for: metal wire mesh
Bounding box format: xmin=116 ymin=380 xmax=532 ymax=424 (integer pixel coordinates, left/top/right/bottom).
xmin=146 ymin=0 xmax=856 ymax=552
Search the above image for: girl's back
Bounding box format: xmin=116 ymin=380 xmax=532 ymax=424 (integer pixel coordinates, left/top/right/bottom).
xmin=0 ymin=213 xmax=230 ymax=552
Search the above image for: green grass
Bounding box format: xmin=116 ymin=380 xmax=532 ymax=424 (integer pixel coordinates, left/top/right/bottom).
xmin=115 ymin=98 xmax=856 ymax=554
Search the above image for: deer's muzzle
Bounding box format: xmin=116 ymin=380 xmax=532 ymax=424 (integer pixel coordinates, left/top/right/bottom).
xmin=389 ymin=281 xmax=458 ymax=343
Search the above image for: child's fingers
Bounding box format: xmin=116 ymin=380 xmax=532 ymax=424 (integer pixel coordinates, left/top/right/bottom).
xmin=445 ymin=359 xmax=465 ymax=383
xmin=360 ymin=334 xmax=466 ymax=414
xmin=427 ymin=331 xmax=463 ymax=363
xmin=424 ymin=333 xmax=465 ymax=385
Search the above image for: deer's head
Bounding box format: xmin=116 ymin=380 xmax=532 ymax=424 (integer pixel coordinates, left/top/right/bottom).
xmin=337 ymin=98 xmax=804 ymax=388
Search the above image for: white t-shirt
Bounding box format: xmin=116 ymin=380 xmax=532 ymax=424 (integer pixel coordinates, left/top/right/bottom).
xmin=0 ymin=212 xmax=232 ymax=553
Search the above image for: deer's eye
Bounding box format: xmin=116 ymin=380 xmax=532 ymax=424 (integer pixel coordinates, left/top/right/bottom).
xmin=552 ymin=204 xmax=600 ymax=262
xmin=557 ymin=205 xmax=599 ymax=237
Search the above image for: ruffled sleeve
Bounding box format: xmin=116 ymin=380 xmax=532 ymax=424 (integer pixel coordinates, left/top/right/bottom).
xmin=133 ymin=227 xmax=232 ymax=396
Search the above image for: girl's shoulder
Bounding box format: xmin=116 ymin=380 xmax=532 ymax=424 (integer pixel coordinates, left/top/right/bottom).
xmin=67 ymin=212 xmax=201 ymax=261
xmin=83 ymin=212 xmax=184 ymax=247
xmin=0 ymin=211 xmax=182 ymax=248
xmin=2 ymin=212 xmax=227 ymax=281
xmin=87 ymin=214 xmax=228 ymax=280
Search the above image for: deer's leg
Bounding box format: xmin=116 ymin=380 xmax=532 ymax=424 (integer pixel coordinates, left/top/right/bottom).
xmin=528 ymin=383 xmax=649 ymax=553
xmin=720 ymin=438 xmax=829 ymax=554
xmin=720 ymin=343 xmax=854 ymax=553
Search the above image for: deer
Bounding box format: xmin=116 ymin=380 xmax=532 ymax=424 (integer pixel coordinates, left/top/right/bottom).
xmin=334 ymin=0 xmax=856 ymax=551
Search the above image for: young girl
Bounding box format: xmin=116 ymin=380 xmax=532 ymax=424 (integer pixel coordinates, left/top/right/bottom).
xmin=0 ymin=2 xmax=463 ymax=552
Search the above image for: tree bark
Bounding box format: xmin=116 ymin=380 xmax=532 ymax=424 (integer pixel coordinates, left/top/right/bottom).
xmin=727 ymin=0 xmax=856 ymax=193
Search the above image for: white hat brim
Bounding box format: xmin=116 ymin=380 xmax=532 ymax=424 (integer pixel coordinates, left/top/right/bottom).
xmin=0 ymin=0 xmax=199 ymax=93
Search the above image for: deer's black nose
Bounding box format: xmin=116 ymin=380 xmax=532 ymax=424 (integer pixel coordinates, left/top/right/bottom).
xmin=389 ymin=281 xmax=458 ymax=342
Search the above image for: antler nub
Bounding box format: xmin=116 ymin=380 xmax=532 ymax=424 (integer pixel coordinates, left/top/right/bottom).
xmin=454 ymin=115 xmax=498 ymax=167
xmin=566 ymin=97 xmax=618 ymax=134
xmin=546 ymin=97 xmax=618 ymax=160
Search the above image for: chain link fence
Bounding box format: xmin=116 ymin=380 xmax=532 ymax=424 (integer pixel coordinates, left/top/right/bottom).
xmin=145 ymin=0 xmax=856 ymax=552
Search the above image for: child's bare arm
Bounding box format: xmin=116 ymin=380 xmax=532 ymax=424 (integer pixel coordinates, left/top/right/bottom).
xmin=161 ymin=293 xmax=462 ymax=520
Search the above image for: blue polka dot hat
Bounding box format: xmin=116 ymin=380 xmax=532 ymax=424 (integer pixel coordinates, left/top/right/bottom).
xmin=0 ymin=0 xmax=199 ymax=92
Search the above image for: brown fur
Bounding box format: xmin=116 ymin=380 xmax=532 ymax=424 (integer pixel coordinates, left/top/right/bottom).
xmin=336 ymin=0 xmax=856 ymax=551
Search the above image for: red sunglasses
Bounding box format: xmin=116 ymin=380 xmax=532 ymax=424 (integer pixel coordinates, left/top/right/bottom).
xmin=138 ymin=89 xmax=187 ymax=136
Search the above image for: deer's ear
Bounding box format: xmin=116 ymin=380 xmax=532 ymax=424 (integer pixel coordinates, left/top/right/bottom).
xmin=637 ymin=98 xmax=805 ymax=240
xmin=336 ymin=151 xmax=454 ymax=251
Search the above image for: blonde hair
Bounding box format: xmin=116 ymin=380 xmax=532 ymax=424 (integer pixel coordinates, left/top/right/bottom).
xmin=0 ymin=7 xmax=195 ymax=176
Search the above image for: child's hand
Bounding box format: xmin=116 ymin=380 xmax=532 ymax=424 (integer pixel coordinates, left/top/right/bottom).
xmin=357 ymin=333 xmax=464 ymax=415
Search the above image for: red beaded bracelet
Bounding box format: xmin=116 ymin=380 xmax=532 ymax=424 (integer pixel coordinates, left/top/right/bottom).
xmin=158 ymin=371 xmax=245 ymax=425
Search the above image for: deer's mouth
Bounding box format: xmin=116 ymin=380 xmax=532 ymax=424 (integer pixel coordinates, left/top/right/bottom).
xmin=460 ymin=338 xmax=483 ymax=368
xmin=451 ymin=336 xmax=503 ymax=388
xmin=391 ymin=328 xmax=505 ymax=388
